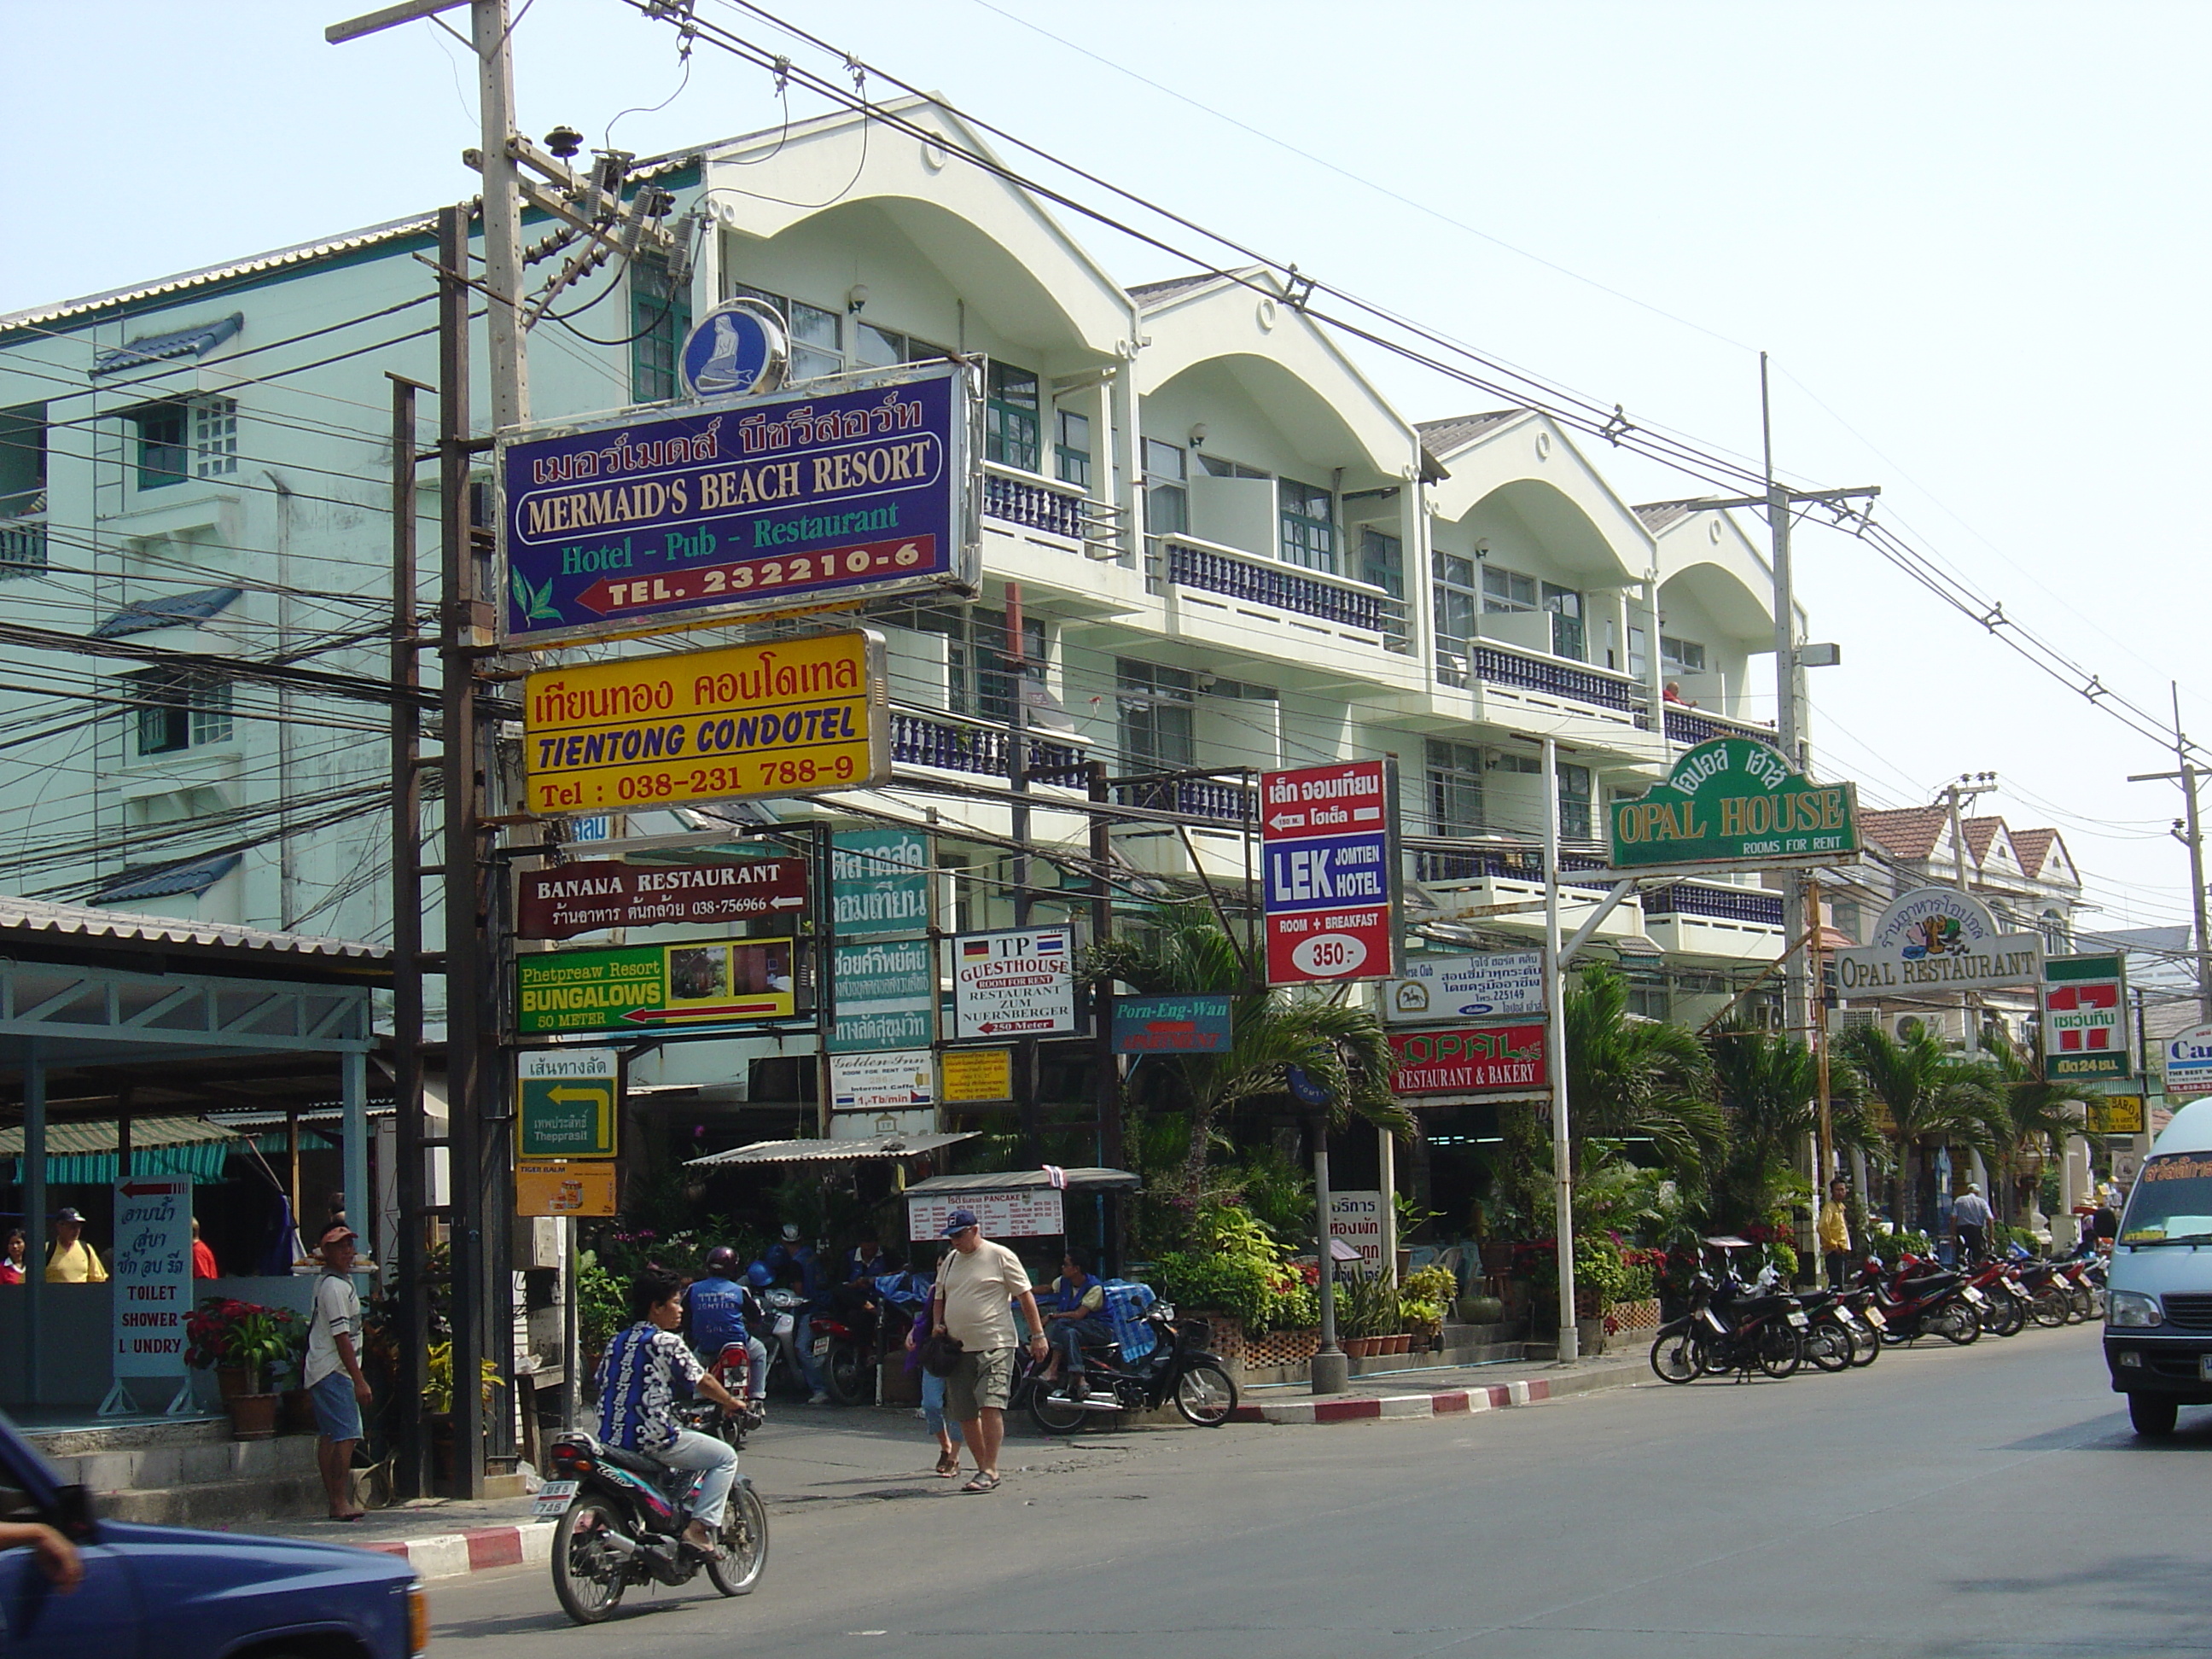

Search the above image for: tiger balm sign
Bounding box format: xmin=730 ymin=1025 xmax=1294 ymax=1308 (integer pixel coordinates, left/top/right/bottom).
xmin=1834 ymin=887 xmax=2042 ymax=995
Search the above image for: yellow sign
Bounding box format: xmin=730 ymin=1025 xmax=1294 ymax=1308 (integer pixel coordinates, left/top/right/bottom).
xmin=523 ymin=630 xmax=888 ymax=814
xmin=2087 ymin=1095 xmax=2146 ymax=1135
xmin=941 ymin=1047 xmax=1015 ymax=1103
xmin=516 ymin=1159 xmax=620 ymax=1216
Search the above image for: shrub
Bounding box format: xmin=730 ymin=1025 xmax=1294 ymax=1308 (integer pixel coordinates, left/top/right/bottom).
xmin=1151 ymin=1202 xmax=1314 ymax=1335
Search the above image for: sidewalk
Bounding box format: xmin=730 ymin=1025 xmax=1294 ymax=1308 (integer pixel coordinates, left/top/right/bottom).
xmin=1230 ymin=1349 xmax=1649 ymax=1423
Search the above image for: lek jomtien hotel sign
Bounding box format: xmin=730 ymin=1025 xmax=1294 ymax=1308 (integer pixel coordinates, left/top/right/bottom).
xmin=1834 ymin=888 xmax=2042 ymax=995
xmin=1609 ymin=738 xmax=1859 ymax=873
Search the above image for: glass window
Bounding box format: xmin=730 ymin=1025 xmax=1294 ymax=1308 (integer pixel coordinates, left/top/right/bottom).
xmin=1544 ymin=582 xmax=1584 ymax=662
xmin=1197 ymin=456 xmax=1268 ymax=480
xmin=1359 ymin=528 xmax=1403 ymax=598
xmin=1116 ymin=659 xmax=1195 ymax=772
xmin=2118 ymin=1154 xmax=2212 ymax=1245
xmin=1558 ymin=762 xmax=1593 ymax=841
xmin=630 ymin=254 xmax=690 ymax=401
xmin=986 ymin=361 xmax=1040 ymax=471
xmin=133 ymin=667 xmax=231 ymax=754
xmin=1662 ymin=635 xmax=1707 ymax=672
xmin=1426 ymin=739 xmax=1483 ymax=836
xmin=1491 ymin=751 xmax=1540 ymax=775
xmin=0 ymin=402 xmax=45 ymax=517
xmin=133 ymin=402 xmax=189 ymax=490
xmin=1142 ymin=439 xmax=1187 ymax=538
xmin=192 ymin=398 xmax=237 ymax=478
xmin=1279 ymin=479 xmax=1336 ymax=573
xmin=853 ymin=320 xmax=905 ymax=370
xmin=789 ymin=301 xmax=841 ymax=380
xmin=1482 ymin=567 xmax=1537 ymax=612
xmin=1055 ymin=410 xmax=1091 ymax=489
xmin=1627 ymin=625 xmax=1650 ymax=682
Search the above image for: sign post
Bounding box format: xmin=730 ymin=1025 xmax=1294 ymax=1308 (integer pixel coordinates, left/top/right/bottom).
xmin=517 ymin=937 xmax=797 ymax=1035
xmin=1384 ymin=952 xmax=1545 ymax=1023
xmin=1111 ymin=994 xmax=1233 ymax=1054
xmin=1608 ymin=737 xmax=1860 ymax=874
xmin=1835 ymin=888 xmax=2043 ymax=997
xmin=1260 ymin=760 xmax=1400 ymax=986
xmin=518 ymin=857 xmax=807 ymax=939
xmin=2163 ymin=1023 xmax=2212 ymax=1097
xmin=102 ymin=1176 xmax=194 ymax=1417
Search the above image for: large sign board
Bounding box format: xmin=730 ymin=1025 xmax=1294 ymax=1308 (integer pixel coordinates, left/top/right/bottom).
xmin=940 ymin=1047 xmax=1015 ymax=1103
xmin=1386 ymin=952 xmax=1545 ymax=1024
xmin=2164 ymin=1023 xmax=2212 ymax=1097
xmin=1834 ymin=887 xmax=2041 ymax=995
xmin=523 ymin=631 xmax=888 ymax=816
xmin=905 ymin=1188 xmax=1065 ymax=1243
xmin=829 ymin=936 xmax=936 ymax=1053
xmin=517 ymin=1047 xmax=620 ymax=1158
xmin=517 ymin=937 xmax=795 ymax=1034
xmin=2042 ymin=954 xmax=2131 ymax=1083
xmin=1261 ymin=760 xmax=1400 ymax=986
xmin=112 ymin=1178 xmax=191 ymax=1378
xmin=518 ymin=856 xmax=807 ymax=940
xmin=831 ymin=829 xmax=932 ymax=937
xmin=951 ymin=928 xmax=1076 ymax=1038
xmin=1388 ymin=1024 xmax=1548 ymax=1097
xmin=500 ymin=363 xmax=976 ymax=645
xmin=829 ymin=1050 xmax=936 ymax=1115
xmin=1610 ymin=738 xmax=1858 ymax=872
xmin=2087 ymin=1095 xmax=2146 ymax=1135
xmin=1112 ymin=994 xmax=1233 ymax=1054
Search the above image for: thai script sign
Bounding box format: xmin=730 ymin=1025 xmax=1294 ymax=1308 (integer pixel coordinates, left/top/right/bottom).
xmin=523 ymin=631 xmax=888 ymax=815
xmin=1388 ymin=1024 xmax=1548 ymax=1096
xmin=830 ymin=1050 xmax=936 ymax=1115
xmin=518 ymin=856 xmax=807 ymax=939
xmin=1610 ymin=738 xmax=1858 ymax=871
xmin=1113 ymin=993 xmax=1232 ymax=1053
xmin=829 ymin=936 xmax=936 ymax=1053
xmin=905 ymin=1188 xmax=1064 ymax=1243
xmin=951 ymin=928 xmax=1076 ymax=1038
xmin=1386 ymin=952 xmax=1545 ymax=1023
xmin=2042 ymin=954 xmax=2131 ymax=1082
xmin=517 ymin=1048 xmax=620 ymax=1157
xmin=940 ymin=1047 xmax=1015 ymax=1103
xmin=2163 ymin=1022 xmax=2212 ymax=1097
xmin=1327 ymin=1190 xmax=1387 ymax=1277
xmin=1261 ymin=760 xmax=1400 ymax=986
xmin=112 ymin=1178 xmax=191 ymax=1377
xmin=831 ymin=828 xmax=931 ymax=937
xmin=1835 ymin=887 xmax=2041 ymax=995
xmin=500 ymin=364 xmax=975 ymax=644
xmin=516 ymin=937 xmax=795 ymax=1034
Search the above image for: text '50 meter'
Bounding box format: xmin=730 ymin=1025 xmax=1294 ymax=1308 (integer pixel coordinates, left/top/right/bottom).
xmin=523 ymin=630 xmax=889 ymax=814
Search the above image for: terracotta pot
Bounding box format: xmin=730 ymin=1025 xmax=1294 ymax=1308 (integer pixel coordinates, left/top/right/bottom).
xmin=215 ymin=1366 xmax=252 ymax=1402
xmin=1342 ymin=1336 xmax=1370 ymax=1357
xmin=1389 ymin=1333 xmax=1412 ymax=1354
xmin=227 ymin=1392 xmax=280 ymax=1441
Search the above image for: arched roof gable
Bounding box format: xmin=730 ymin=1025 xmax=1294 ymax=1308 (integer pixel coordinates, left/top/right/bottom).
xmin=1423 ymin=411 xmax=1650 ymax=587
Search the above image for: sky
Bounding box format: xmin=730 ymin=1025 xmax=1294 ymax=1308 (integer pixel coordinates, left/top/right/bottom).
xmin=4 ymin=0 xmax=2207 ymax=937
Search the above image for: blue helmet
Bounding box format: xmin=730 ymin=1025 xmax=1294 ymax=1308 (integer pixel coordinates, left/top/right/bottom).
xmin=745 ymin=1260 xmax=774 ymax=1289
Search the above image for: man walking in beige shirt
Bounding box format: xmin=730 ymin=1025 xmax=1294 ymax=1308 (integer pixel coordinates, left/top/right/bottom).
xmin=930 ymin=1208 xmax=1050 ymax=1493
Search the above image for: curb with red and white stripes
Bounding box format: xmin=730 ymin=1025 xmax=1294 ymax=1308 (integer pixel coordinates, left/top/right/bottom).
xmin=360 ymin=1520 xmax=557 ymax=1581
xmin=1228 ymin=1376 xmax=1553 ymax=1425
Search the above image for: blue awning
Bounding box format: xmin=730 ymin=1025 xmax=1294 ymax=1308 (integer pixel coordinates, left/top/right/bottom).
xmin=90 ymin=852 xmax=242 ymax=904
xmin=93 ymin=586 xmax=242 ymax=639
xmin=91 ymin=312 xmax=244 ymax=375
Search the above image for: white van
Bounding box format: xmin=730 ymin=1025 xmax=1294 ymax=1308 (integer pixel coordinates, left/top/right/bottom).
xmin=2104 ymin=1096 xmax=2212 ymax=1434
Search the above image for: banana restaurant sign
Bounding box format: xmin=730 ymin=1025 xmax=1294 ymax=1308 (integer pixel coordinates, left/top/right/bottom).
xmin=1833 ymin=887 xmax=2042 ymax=995
xmin=1609 ymin=738 xmax=1858 ymax=872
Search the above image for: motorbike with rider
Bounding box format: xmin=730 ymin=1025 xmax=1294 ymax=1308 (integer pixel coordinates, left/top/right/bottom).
xmin=682 ymin=1245 xmax=768 ymax=1425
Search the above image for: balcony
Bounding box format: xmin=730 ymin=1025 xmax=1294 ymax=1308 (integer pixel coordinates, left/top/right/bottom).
xmin=1643 ymin=882 xmax=1784 ymax=925
xmin=981 ymin=463 xmax=1125 ymax=556
xmin=1151 ymin=533 xmax=1407 ymax=643
xmin=0 ymin=492 xmax=47 ymax=578
xmin=890 ymin=704 xmax=1087 ymax=781
xmin=1642 ymin=878 xmax=1786 ymax=961
xmin=1664 ymin=705 xmax=1778 ymax=748
xmin=1436 ymin=637 xmax=1634 ymax=711
xmin=1414 ymin=846 xmax=1615 ymax=892
xmin=1114 ymin=775 xmax=1254 ymax=827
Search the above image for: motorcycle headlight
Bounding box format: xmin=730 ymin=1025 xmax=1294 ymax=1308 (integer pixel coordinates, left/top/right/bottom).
xmin=2106 ymin=1289 xmax=2164 ymax=1328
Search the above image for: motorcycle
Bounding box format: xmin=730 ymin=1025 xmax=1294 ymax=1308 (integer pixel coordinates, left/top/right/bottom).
xmin=810 ymin=1278 xmax=934 ymax=1406
xmin=751 ymin=1285 xmax=812 ymax=1397
xmin=1648 ymin=1265 xmax=1808 ymax=1383
xmin=1854 ymin=1254 xmax=1981 ymax=1346
xmin=1023 ymin=1301 xmax=1239 ymax=1432
xmin=1790 ymin=1286 xmax=1877 ymax=1371
xmin=1962 ymin=1257 xmax=2031 ymax=1337
xmin=538 ymin=1401 xmax=769 ymax=1626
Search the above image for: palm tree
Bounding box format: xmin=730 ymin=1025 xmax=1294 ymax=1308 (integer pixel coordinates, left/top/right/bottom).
xmin=1563 ymin=966 xmax=1724 ymax=1185
xmin=1084 ymin=904 xmax=1410 ymax=1205
xmin=1977 ymin=1030 xmax=2089 ymax=1227
xmin=1837 ymin=1023 xmax=2003 ymax=1232
xmin=1706 ymin=1019 xmax=1868 ymax=1230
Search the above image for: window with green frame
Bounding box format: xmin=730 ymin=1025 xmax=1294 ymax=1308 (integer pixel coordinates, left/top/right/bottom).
xmin=630 ymin=254 xmax=691 ymax=402
xmin=1425 ymin=738 xmax=1483 ymax=836
xmin=1279 ymin=479 xmax=1336 ymax=573
xmin=1359 ymin=527 xmax=1403 ymax=597
xmin=1142 ymin=439 xmax=1187 ymax=537
xmin=1558 ymin=761 xmax=1593 ymax=841
xmin=986 ymin=361 xmax=1040 ymax=471
xmin=131 ymin=402 xmax=189 ymax=490
xmin=132 ymin=666 xmax=232 ymax=754
xmin=1054 ymin=410 xmax=1091 ymax=488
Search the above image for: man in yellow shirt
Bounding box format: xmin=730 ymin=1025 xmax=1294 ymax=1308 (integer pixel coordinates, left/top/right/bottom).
xmin=45 ymin=1208 xmax=108 ymax=1283
xmin=1819 ymin=1179 xmax=1854 ymax=1289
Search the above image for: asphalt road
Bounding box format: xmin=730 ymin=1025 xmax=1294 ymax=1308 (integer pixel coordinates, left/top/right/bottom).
xmin=426 ymin=1324 xmax=2209 ymax=1657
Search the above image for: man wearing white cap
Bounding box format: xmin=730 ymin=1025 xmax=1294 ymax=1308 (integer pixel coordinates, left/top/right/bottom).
xmin=305 ymin=1220 xmax=371 ymax=1521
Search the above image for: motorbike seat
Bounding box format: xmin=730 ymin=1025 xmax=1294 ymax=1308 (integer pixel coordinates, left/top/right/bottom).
xmin=1738 ymin=1295 xmax=1797 ymax=1316
xmin=597 ymin=1442 xmax=666 ymax=1478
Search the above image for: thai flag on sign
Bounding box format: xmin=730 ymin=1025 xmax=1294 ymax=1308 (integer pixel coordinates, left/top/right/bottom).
xmin=1033 ymin=934 xmax=1064 ymax=955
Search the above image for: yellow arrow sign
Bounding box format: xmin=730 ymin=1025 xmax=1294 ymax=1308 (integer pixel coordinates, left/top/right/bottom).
xmin=548 ymin=1085 xmax=614 ymax=1152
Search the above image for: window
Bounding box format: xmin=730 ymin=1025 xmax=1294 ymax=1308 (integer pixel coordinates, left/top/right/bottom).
xmin=1197 ymin=455 xmax=1268 ymax=480
xmin=1482 ymin=567 xmax=1537 ymax=612
xmin=132 ymin=666 xmax=231 ymax=754
xmin=885 ymin=602 xmax=1045 ymax=723
xmin=1662 ymin=635 xmax=1707 ymax=672
xmin=1142 ymin=439 xmax=1187 ymax=538
xmin=133 ymin=402 xmax=189 ymax=489
xmin=1279 ymin=479 xmax=1336 ymax=573
xmin=853 ymin=321 xmax=952 ymax=370
xmin=193 ymin=399 xmax=237 ymax=476
xmin=1627 ymin=625 xmax=1650 ymax=682
xmin=1434 ymin=552 xmax=1479 ymax=654
xmin=0 ymin=402 xmax=44 ymax=515
xmin=1490 ymin=751 xmax=1540 ymax=774
xmin=1054 ymin=410 xmax=1091 ymax=489
xmin=1426 ymin=739 xmax=1484 ymax=836
xmin=1558 ymin=761 xmax=1593 ymax=841
xmin=130 ymin=398 xmax=236 ymax=488
xmin=985 ymin=361 xmax=1040 ymax=471
xmin=728 ymin=285 xmax=841 ymax=379
xmin=1116 ymin=659 xmax=1195 ymax=771
xmin=630 ymin=254 xmax=691 ymax=402
xmin=1544 ymin=583 xmax=1584 ymax=662
xmin=1359 ymin=528 xmax=1403 ymax=598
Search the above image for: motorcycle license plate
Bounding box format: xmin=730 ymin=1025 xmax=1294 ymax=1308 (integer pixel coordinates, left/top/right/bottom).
xmin=1863 ymin=1307 xmax=1886 ymax=1330
xmin=1964 ymin=1287 xmax=1988 ymax=1307
xmin=2201 ymin=1355 xmax=2212 ymax=1382
xmin=532 ymin=1479 xmax=579 ymax=1518
xmin=1786 ymin=1311 xmax=1808 ymax=1328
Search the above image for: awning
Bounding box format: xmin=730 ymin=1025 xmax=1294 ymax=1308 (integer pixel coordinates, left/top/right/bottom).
xmin=93 ymin=585 xmax=245 ymax=640
xmin=90 ymin=852 xmax=242 ymax=905
xmin=903 ymin=1166 xmax=1140 ymax=1196
xmin=686 ymin=1131 xmax=976 ymax=1167
xmin=90 ymin=311 xmax=244 ymax=375
xmin=0 ymin=1115 xmax=240 ymax=1186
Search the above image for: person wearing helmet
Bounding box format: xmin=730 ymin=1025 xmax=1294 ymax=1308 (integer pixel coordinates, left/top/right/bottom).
xmin=684 ymin=1246 xmax=766 ymax=1420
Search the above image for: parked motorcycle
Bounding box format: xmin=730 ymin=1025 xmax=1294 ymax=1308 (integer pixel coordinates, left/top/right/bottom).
xmin=1024 ymin=1301 xmax=1239 ymax=1432
xmin=1647 ymin=1265 xmax=1808 ymax=1382
xmin=1854 ymin=1254 xmax=1982 ymax=1346
xmin=1790 ymin=1286 xmax=1876 ymax=1371
xmin=1963 ymin=1258 xmax=2031 ymax=1337
xmin=538 ymin=1402 xmax=769 ymax=1625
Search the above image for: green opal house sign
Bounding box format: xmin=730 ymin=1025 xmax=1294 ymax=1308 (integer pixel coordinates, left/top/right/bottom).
xmin=1610 ymin=738 xmax=1860 ymax=872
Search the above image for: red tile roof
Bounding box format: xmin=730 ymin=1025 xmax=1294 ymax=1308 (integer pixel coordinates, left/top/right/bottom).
xmin=1858 ymin=806 xmax=1950 ymax=861
xmin=2010 ymin=827 xmax=2060 ymax=878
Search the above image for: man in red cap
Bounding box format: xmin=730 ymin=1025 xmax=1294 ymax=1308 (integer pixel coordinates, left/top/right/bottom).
xmin=306 ymin=1220 xmax=371 ymax=1521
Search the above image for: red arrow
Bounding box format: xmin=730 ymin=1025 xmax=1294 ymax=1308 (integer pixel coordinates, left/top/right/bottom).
xmin=119 ymin=1181 xmax=183 ymax=1198
xmin=622 ymin=999 xmax=785 ymax=1022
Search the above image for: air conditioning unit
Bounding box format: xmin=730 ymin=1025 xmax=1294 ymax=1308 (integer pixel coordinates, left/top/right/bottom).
xmin=1895 ymin=1015 xmax=1925 ymax=1041
xmin=1836 ymin=1009 xmax=1877 ymax=1033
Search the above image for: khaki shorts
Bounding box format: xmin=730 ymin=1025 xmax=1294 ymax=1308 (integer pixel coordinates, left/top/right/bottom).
xmin=945 ymin=1344 xmax=1015 ymax=1420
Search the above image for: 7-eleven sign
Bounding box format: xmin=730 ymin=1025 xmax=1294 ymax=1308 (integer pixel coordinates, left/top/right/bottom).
xmin=2042 ymin=954 xmax=2131 ymax=1082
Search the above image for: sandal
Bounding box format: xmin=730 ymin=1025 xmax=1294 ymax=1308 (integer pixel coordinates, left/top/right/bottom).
xmin=934 ymin=1450 xmax=960 ymax=1477
xmin=960 ymin=1471 xmax=1001 ymax=1494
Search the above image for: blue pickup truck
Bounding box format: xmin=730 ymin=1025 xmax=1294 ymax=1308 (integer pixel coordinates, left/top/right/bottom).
xmin=0 ymin=1411 xmax=426 ymax=1658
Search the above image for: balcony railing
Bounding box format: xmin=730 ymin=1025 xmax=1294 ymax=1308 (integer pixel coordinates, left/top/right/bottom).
xmin=1412 ymin=847 xmax=1615 ymax=889
xmin=0 ymin=492 xmax=47 ymax=579
xmin=1435 ymin=637 xmax=1636 ymax=712
xmin=1115 ymin=776 xmax=1254 ymax=826
xmin=1664 ymin=706 xmax=1778 ymax=748
xmin=891 ymin=704 xmax=1086 ymax=780
xmin=1644 ymin=883 xmax=1784 ymax=925
xmin=982 ymin=463 xmax=1126 ymax=559
xmin=1150 ymin=533 xmax=1409 ymax=644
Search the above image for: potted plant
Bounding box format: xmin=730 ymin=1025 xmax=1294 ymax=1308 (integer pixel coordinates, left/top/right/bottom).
xmin=221 ymin=1308 xmax=299 ymax=1441
xmin=1400 ymin=1264 xmax=1455 ymax=1350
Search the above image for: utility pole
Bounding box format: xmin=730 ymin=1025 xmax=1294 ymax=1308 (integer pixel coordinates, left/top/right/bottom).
xmin=1543 ymin=734 xmax=1577 ymax=1362
xmin=1941 ymin=771 xmax=1998 ymax=1061
xmin=2127 ymin=683 xmax=2212 ymax=1022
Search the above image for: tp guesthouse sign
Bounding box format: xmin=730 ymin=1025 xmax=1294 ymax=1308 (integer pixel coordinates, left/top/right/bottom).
xmin=1610 ymin=738 xmax=1858 ymax=872
xmin=1834 ymin=887 xmax=2042 ymax=996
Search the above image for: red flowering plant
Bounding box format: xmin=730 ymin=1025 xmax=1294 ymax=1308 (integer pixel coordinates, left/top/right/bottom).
xmin=184 ymin=1296 xmax=305 ymax=1381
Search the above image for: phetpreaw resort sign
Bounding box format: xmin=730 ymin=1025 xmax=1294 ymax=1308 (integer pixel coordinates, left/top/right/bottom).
xmin=1833 ymin=887 xmax=2043 ymax=995
xmin=1609 ymin=738 xmax=1859 ymax=873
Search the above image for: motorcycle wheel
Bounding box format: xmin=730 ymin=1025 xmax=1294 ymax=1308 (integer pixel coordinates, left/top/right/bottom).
xmin=1997 ymin=1296 xmax=2029 ymax=1337
xmin=2066 ymin=1285 xmax=2095 ymax=1324
xmin=1029 ymin=1383 xmax=1091 ymax=1435
xmin=706 ymin=1483 xmax=769 ymax=1597
xmin=1649 ymin=1331 xmax=1703 ymax=1384
xmin=1173 ymin=1362 xmax=1238 ymax=1427
xmin=1805 ymin=1321 xmax=1852 ymax=1373
xmin=824 ymin=1340 xmax=872 ymax=1406
xmin=1846 ymin=1323 xmax=1882 ymax=1367
xmin=1755 ymin=1324 xmax=1803 ymax=1379
xmin=2029 ymin=1287 xmax=2070 ymax=1328
xmin=1934 ymin=1302 xmax=1981 ymax=1345
xmin=551 ymin=1499 xmax=628 ymax=1626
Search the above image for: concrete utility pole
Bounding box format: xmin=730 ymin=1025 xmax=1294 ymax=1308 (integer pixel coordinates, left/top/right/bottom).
xmin=1941 ymin=772 xmax=1997 ymax=1058
xmin=2127 ymin=684 xmax=2212 ymax=1022
xmin=1543 ymin=734 xmax=1577 ymax=1362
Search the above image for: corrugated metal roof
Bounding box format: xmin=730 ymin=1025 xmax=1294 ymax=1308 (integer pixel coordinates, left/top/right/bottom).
xmin=0 ymin=1116 xmax=237 ymax=1156
xmin=1128 ymin=272 xmax=1224 ymax=306
xmin=93 ymin=585 xmax=243 ymax=639
xmin=90 ymin=853 xmax=242 ymax=905
xmin=0 ymin=894 xmax=391 ymax=963
xmin=686 ymin=1132 xmax=975 ymax=1167
xmin=90 ymin=312 xmax=243 ymax=375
